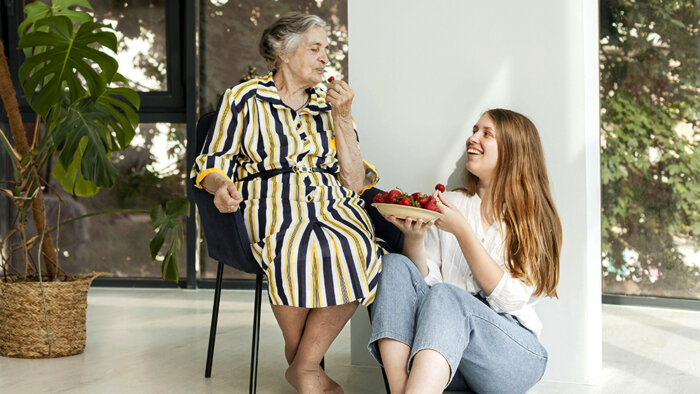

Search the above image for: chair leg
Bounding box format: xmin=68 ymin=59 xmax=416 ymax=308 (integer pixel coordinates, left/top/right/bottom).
xmin=367 ymin=305 xmax=391 ymax=394
xmin=249 ymin=273 xmax=263 ymax=394
xmin=205 ymin=262 xmax=225 ymax=378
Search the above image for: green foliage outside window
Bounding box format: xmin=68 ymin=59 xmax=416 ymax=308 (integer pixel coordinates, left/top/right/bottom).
xmin=600 ymin=0 xmax=700 ymax=298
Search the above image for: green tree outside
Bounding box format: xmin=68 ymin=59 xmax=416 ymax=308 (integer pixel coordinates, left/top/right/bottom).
xmin=599 ymin=0 xmax=700 ymax=298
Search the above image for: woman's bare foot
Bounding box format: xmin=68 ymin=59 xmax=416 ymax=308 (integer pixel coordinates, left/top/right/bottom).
xmin=319 ymin=369 xmax=344 ymax=394
xmin=286 ymin=361 xmax=324 ymax=394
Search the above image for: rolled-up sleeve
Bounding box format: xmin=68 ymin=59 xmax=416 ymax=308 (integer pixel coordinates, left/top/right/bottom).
xmin=485 ymin=270 xmax=536 ymax=313
xmin=423 ymin=226 xmax=443 ymax=286
xmin=360 ymin=160 xmax=379 ymax=194
xmin=191 ymin=89 xmax=245 ymax=188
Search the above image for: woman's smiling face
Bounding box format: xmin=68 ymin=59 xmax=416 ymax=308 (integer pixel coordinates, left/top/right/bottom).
xmin=466 ymin=113 xmax=499 ymax=182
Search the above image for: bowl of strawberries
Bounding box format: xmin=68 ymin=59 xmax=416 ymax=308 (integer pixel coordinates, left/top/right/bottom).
xmin=371 ymin=184 xmax=446 ymax=221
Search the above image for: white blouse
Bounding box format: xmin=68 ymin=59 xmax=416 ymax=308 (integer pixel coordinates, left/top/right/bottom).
xmin=423 ymin=191 xmax=543 ymax=338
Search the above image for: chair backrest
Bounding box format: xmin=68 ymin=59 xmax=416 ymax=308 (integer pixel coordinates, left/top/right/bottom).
xmin=360 ymin=187 xmax=405 ymax=254
xmin=191 ymin=111 xmax=263 ymax=274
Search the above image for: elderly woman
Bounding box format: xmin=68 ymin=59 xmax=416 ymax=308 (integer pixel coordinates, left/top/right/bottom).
xmin=191 ymin=12 xmax=384 ymax=394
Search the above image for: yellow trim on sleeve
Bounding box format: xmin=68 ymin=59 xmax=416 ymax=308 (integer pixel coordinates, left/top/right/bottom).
xmin=359 ymin=160 xmax=379 ymax=194
xmin=195 ymin=168 xmax=232 ymax=189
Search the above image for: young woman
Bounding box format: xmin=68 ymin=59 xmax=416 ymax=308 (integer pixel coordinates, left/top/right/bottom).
xmin=368 ymin=109 xmax=562 ymax=394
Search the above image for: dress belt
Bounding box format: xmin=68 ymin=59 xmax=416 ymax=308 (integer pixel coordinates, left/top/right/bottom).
xmin=238 ymin=165 xmax=335 ymax=182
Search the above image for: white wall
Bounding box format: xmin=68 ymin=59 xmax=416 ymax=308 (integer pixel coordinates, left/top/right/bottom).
xmin=348 ymin=0 xmax=601 ymax=384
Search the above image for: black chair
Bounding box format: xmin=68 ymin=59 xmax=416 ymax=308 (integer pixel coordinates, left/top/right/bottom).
xmin=193 ymin=110 xmax=401 ymax=393
xmin=192 ymin=111 xmax=267 ymax=394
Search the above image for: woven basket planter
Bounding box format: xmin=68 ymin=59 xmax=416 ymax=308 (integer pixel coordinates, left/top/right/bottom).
xmin=0 ymin=275 xmax=97 ymax=358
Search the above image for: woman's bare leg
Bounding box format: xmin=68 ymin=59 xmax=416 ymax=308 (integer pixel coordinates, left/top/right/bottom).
xmin=286 ymin=301 xmax=359 ymax=394
xmin=271 ymin=305 xmax=342 ymax=393
xmin=404 ymin=349 xmax=450 ymax=394
xmin=377 ymin=338 xmax=411 ymax=394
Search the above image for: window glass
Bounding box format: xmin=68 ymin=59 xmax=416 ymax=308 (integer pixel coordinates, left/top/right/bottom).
xmin=199 ymin=0 xmax=348 ymax=113
xmin=91 ymin=0 xmax=168 ymax=91
xmin=50 ymin=123 xmax=188 ymax=278
xmin=600 ymin=0 xmax=700 ymax=299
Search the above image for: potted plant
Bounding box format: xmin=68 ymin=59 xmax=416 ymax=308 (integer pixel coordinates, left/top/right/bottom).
xmin=0 ymin=0 xmax=186 ymax=358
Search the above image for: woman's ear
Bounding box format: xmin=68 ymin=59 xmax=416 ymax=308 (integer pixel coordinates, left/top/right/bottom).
xmin=278 ymin=49 xmax=289 ymax=64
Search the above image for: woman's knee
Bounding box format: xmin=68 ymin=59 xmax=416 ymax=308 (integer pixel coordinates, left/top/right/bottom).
xmin=379 ymin=253 xmax=416 ymax=280
xmin=420 ymin=283 xmax=484 ymax=318
xmin=424 ymin=283 xmax=461 ymax=304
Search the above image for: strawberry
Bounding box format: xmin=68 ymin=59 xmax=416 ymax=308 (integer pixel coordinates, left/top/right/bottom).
xmin=417 ymin=195 xmax=429 ymax=207
xmin=435 ymin=183 xmax=446 ymax=193
xmin=373 ymin=192 xmax=385 ymax=203
xmin=410 ymin=192 xmax=421 ymax=200
xmin=424 ymin=200 xmax=438 ymax=212
xmin=387 ymin=189 xmax=402 ymax=204
xmin=327 ymin=76 xmax=335 ymax=82
xmin=398 ymin=197 xmax=410 ymax=206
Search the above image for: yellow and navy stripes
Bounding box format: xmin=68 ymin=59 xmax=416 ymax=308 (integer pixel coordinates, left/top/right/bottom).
xmin=191 ymin=74 xmax=384 ymax=308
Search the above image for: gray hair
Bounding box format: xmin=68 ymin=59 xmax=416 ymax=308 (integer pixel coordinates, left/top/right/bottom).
xmin=259 ymin=12 xmax=327 ymax=72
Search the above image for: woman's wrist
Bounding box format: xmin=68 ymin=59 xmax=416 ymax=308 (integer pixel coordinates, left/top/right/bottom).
xmin=202 ymin=173 xmax=229 ymax=195
xmin=403 ymin=233 xmax=425 ymax=244
xmin=333 ymin=113 xmax=353 ymax=127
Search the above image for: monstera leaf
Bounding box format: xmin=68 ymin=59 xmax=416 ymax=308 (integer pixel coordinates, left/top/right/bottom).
xmin=18 ymin=15 xmax=118 ymax=119
xmin=18 ymin=0 xmax=93 ymax=35
xmin=16 ymin=10 xmax=139 ymax=196
xmin=49 ymin=95 xmax=138 ymax=195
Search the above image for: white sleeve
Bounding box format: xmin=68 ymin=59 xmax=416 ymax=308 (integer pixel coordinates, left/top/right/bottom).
xmin=485 ymin=270 xmax=536 ymax=313
xmin=423 ymin=225 xmax=443 ymax=286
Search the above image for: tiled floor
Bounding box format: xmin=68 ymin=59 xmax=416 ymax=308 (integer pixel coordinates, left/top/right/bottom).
xmin=0 ymin=288 xmax=698 ymax=393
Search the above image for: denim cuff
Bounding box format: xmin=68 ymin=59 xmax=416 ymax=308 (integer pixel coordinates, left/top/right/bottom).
xmin=408 ymin=338 xmax=465 ymax=387
xmin=367 ymin=329 xmax=414 ymax=367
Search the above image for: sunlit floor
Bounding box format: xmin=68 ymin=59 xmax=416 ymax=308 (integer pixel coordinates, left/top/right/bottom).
xmin=0 ymin=288 xmax=698 ymax=394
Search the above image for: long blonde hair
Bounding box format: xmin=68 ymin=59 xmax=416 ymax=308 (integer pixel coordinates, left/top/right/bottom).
xmin=464 ymin=109 xmax=561 ymax=297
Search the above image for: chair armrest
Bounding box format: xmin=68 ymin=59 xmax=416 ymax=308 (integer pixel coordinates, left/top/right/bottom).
xmin=191 ymin=182 xmax=263 ymax=275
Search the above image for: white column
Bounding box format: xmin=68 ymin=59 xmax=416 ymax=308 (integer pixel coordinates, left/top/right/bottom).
xmin=348 ymin=0 xmax=601 ymax=383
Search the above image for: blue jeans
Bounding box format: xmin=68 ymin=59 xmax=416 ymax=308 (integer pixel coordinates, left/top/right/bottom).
xmin=368 ymin=254 xmax=547 ymax=393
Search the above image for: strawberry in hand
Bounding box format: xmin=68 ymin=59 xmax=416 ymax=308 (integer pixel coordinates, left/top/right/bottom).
xmin=435 ymin=183 xmax=446 ymax=193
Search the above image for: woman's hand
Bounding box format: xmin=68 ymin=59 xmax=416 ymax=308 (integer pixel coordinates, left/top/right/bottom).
xmin=201 ymin=172 xmax=243 ymax=213
xmin=213 ymin=182 xmax=243 ymax=213
xmin=434 ymin=191 xmax=470 ymax=236
xmin=326 ymin=79 xmax=354 ymax=120
xmin=385 ymin=215 xmax=435 ymax=241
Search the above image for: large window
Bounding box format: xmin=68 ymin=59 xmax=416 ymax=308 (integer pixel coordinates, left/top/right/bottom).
xmin=0 ymin=1 xmax=189 ymax=282
xmin=599 ymin=0 xmax=699 ymax=300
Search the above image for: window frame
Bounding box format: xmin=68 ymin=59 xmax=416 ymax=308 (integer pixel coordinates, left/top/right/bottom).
xmin=1 ymin=0 xmax=186 ymax=123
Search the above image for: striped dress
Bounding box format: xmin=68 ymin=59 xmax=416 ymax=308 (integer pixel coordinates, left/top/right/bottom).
xmin=191 ymin=74 xmax=385 ymax=308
